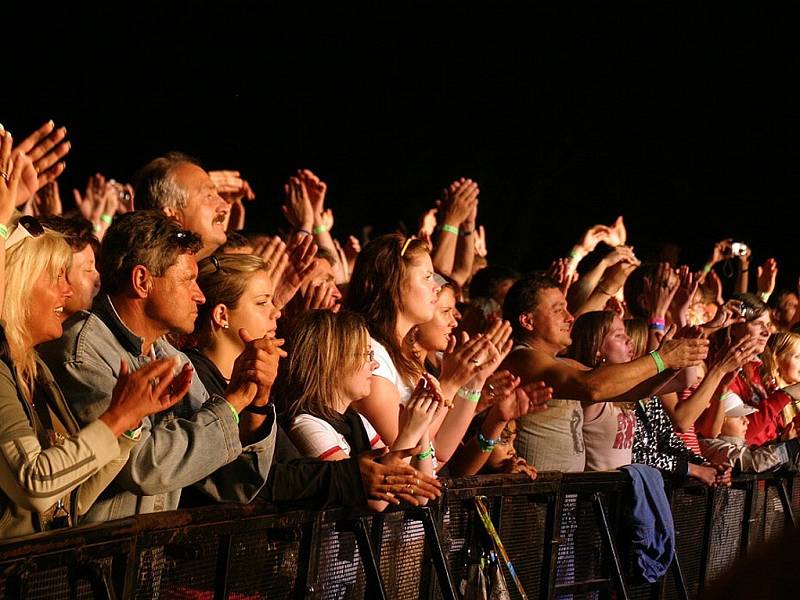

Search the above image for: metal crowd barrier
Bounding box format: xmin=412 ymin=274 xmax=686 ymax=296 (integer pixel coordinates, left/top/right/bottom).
xmin=0 ymin=470 xmax=795 ymax=599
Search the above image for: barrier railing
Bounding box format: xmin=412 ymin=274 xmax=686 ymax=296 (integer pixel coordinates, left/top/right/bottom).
xmin=0 ymin=471 xmax=795 ymax=599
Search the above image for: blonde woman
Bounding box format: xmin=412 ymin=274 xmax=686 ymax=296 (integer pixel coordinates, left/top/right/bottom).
xmin=190 ymin=253 xmax=281 ymax=397
xmin=0 ymin=220 xmax=191 ymax=538
xmin=282 ymin=310 xmax=441 ymax=511
xmin=761 ymin=332 xmax=800 ymax=429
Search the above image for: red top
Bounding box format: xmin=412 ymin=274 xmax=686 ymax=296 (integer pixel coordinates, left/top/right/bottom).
xmin=728 ymin=362 xmax=791 ymax=446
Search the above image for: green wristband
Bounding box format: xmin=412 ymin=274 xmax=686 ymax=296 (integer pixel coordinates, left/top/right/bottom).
xmin=457 ymin=387 xmax=481 ymax=403
xmin=415 ymin=441 xmax=435 ymax=461
xmin=312 ymin=224 xmax=327 ymax=234
xmin=440 ymin=223 xmax=459 ymax=236
xmin=650 ymin=350 xmax=666 ymax=374
xmin=0 ymin=224 xmax=8 ymax=241
xmin=100 ymin=213 xmax=113 ymax=225
xmin=225 ymin=401 xmax=240 ymax=424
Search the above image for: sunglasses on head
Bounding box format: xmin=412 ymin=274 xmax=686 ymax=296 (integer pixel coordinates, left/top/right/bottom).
xmin=6 ymin=216 xmax=45 ymax=248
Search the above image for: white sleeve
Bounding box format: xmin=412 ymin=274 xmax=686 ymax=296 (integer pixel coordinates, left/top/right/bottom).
xmin=288 ymin=415 xmax=350 ymax=459
xmin=359 ymin=414 xmax=383 ymax=448
xmin=371 ymin=338 xmax=400 ymax=387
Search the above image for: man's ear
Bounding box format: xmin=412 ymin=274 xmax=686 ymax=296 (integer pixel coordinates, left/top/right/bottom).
xmin=518 ymin=312 xmax=535 ymax=333
xmin=162 ymin=207 xmax=178 ymax=220
xmin=131 ymin=265 xmax=152 ymax=299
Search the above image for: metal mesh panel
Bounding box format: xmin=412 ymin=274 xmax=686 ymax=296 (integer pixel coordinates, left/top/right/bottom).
xmin=792 ymin=477 xmax=800 ymax=514
xmin=134 ymin=546 xmax=165 ymax=599
xmin=704 ymin=488 xmax=745 ymax=587
xmin=226 ymin=527 xmax=301 ymax=599
xmin=378 ymin=513 xmax=426 ymax=600
xmin=554 ymin=494 xmax=608 ymax=600
xmin=747 ymin=480 xmax=766 ymax=551
xmin=149 ymin=535 xmax=219 ymax=599
xmin=664 ymin=488 xmax=708 ymax=599
xmin=308 ymin=521 xmax=366 ymax=600
xmin=763 ymin=484 xmax=787 ymax=543
xmin=498 ymin=494 xmax=546 ymax=599
xmin=21 ymin=565 xmax=71 ymax=600
xmin=437 ymin=496 xmax=471 ymax=596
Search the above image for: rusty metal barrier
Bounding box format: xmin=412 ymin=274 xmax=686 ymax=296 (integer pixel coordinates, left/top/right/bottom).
xmin=0 ymin=471 xmax=795 ymax=599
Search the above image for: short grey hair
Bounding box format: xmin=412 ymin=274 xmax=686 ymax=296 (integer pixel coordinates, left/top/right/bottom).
xmin=133 ymin=152 xmax=199 ymax=211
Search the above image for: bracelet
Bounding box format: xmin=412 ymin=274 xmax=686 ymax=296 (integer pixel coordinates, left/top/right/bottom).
xmin=650 ymin=350 xmax=666 ymax=374
xmin=648 ymin=317 xmax=666 ymax=332
xmin=92 ymin=223 xmax=101 ymax=233
xmin=702 ymin=263 xmax=713 ymax=275
xmin=415 ymin=441 xmax=435 ymax=461
xmin=459 ymin=228 xmax=474 ymax=237
xmin=0 ymin=224 xmax=9 ymax=241
xmin=312 ymin=224 xmax=327 ymax=235
xmin=100 ymin=213 xmax=113 ymax=225
xmin=123 ymin=425 xmax=143 ymax=440
xmin=244 ymin=403 xmax=272 ymax=415
xmin=440 ymin=223 xmax=459 ymax=236
xmin=476 ymin=431 xmax=502 ymax=453
xmin=295 ymin=228 xmax=311 ymax=237
xmin=225 ymin=400 xmax=240 ymax=424
xmin=457 ymin=386 xmax=481 ymax=403
xmin=740 ymin=268 xmax=749 ymax=273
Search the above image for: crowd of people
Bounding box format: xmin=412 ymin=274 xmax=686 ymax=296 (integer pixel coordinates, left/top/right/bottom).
xmin=0 ymin=118 xmax=798 ymax=541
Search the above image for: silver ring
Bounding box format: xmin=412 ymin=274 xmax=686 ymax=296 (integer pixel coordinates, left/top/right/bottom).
xmin=148 ymin=377 xmax=159 ymax=391
xmin=0 ymin=170 xmax=8 ymax=182
xmin=469 ymin=358 xmax=480 ymax=364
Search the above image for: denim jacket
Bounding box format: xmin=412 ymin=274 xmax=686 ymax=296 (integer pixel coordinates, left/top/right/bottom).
xmin=37 ymin=294 xmax=275 ymax=523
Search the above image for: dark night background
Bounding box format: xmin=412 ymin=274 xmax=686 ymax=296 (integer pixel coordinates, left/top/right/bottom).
xmin=5 ymin=3 xmax=799 ymax=292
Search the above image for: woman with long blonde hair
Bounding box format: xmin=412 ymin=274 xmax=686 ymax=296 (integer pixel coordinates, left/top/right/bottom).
xmin=0 ymin=216 xmax=190 ymax=538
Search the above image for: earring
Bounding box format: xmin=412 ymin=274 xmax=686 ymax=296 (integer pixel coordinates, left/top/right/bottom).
xmin=222 ymin=324 xmax=229 ymax=330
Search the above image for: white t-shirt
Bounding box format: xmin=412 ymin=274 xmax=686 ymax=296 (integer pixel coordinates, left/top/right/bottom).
xmin=371 ymin=338 xmax=413 ymax=404
xmin=289 ymin=412 xmax=382 ymax=459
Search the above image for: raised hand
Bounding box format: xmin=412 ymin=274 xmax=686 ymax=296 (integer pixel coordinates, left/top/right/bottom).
xmin=281 ymin=176 xmax=314 ymax=231
xmin=396 ymin=377 xmax=445 ymax=448
xmin=491 ymin=378 xmax=552 ymax=421
xmin=253 ymin=236 xmax=289 ymax=284
xmin=547 ymin=258 xmax=576 ymax=295
xmin=100 ymin=357 xmax=193 ymax=437
xmin=32 ymin=181 xmax=63 ymax=216
xmin=209 ymin=170 xmax=255 ymax=204
xmin=441 ymin=178 xmax=479 ymax=227
xmin=657 ymin=325 xmax=709 ymax=369
xmin=273 ymin=234 xmax=318 ymax=308
xmin=670 ymin=265 xmax=700 ymax=325
xmin=11 ymin=120 xmax=70 ymax=204
xmin=605 ymin=216 xmax=627 ymax=247
xmin=704 ymin=299 xmax=746 ymax=330
xmin=0 ymin=129 xmax=30 ymax=225
xmin=643 ymin=263 xmax=679 ymax=317
xmin=576 ymin=224 xmax=612 ymax=256
xmin=296 ymin=169 xmax=327 ymax=217
xmin=757 ymin=258 xmax=778 ymax=298
xmin=711 ymin=334 xmax=761 ymax=375
xmin=418 ymin=207 xmax=438 ymax=241
xmin=474 ymin=225 xmax=488 ymax=258
xmin=226 ymin=329 xmax=287 ymax=412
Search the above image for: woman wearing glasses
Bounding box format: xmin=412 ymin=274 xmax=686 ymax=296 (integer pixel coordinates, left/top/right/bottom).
xmin=0 ymin=212 xmax=192 ymax=538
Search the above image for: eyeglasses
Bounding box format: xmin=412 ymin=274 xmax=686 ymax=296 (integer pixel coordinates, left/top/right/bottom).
xmin=6 ymin=216 xmax=45 ymax=248
xmin=359 ymin=349 xmax=375 ymax=363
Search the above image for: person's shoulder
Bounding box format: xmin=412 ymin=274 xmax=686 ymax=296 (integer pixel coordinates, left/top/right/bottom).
xmin=40 ymin=310 xmax=109 ymax=362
